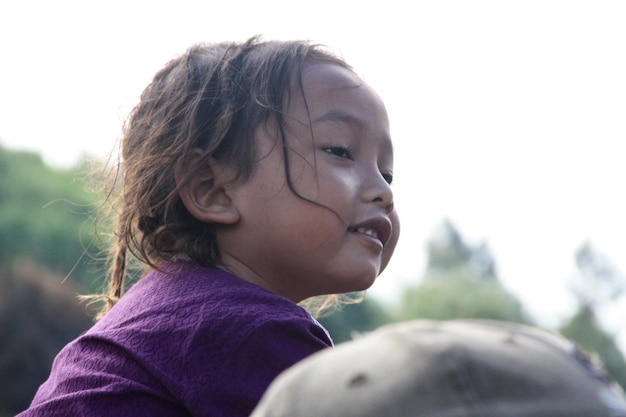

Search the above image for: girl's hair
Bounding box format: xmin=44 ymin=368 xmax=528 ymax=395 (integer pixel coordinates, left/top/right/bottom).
xmin=90 ymin=37 xmax=354 ymax=319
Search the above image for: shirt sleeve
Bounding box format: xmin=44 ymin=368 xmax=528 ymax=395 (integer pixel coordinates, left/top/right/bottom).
xmin=192 ymin=317 xmax=333 ymax=417
xmin=16 ymin=336 xmax=190 ymax=417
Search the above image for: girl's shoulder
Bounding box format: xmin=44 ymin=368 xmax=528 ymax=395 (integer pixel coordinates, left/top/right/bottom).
xmin=28 ymin=261 xmax=332 ymax=416
xmin=133 ymin=261 xmax=306 ymax=314
xmin=97 ymin=261 xmax=318 ymax=337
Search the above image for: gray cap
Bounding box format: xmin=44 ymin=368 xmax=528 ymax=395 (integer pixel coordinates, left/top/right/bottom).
xmin=252 ymin=320 xmax=626 ymax=417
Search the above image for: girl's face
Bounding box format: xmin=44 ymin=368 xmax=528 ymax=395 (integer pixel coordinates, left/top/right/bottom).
xmin=218 ymin=62 xmax=399 ymax=302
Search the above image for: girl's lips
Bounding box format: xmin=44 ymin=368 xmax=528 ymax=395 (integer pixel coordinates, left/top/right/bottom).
xmin=349 ymin=217 xmax=392 ymax=247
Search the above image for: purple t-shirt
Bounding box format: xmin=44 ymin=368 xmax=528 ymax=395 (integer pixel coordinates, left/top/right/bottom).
xmin=18 ymin=262 xmax=333 ymax=416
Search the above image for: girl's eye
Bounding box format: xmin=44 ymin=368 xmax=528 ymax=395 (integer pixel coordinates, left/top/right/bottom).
xmin=382 ymin=172 xmax=393 ymax=185
xmin=324 ymin=146 xmax=353 ymax=160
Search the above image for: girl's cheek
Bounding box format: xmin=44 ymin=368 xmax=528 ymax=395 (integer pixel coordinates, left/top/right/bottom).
xmin=385 ymin=210 xmax=401 ymax=258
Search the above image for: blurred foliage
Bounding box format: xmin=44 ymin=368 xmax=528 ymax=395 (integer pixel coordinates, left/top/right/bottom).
xmin=0 ymin=262 xmax=92 ymax=416
xmin=558 ymin=242 xmax=626 ymax=388
xmin=425 ymin=219 xmax=498 ymax=281
xmin=560 ymin=305 xmax=626 ymax=389
xmin=318 ymin=297 xmax=391 ymax=344
xmin=394 ymin=274 xmax=530 ymax=324
xmin=571 ymin=241 xmax=624 ymax=307
xmin=394 ymin=219 xmax=530 ymax=324
xmin=0 ymin=146 xmax=102 ymax=290
xmin=0 ymin=145 xmax=102 ymax=415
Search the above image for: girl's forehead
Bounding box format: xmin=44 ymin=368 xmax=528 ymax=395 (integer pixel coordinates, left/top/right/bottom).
xmin=285 ymin=62 xmax=392 ymax=157
xmin=297 ymin=63 xmax=386 ymax=119
xmin=301 ymin=62 xmax=363 ymax=92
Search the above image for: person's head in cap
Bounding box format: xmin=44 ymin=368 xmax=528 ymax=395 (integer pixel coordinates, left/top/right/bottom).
xmin=252 ymin=320 xmax=626 ymax=417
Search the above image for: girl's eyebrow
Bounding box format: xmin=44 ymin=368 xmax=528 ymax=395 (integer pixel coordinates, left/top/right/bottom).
xmin=312 ymin=110 xmax=364 ymax=129
xmin=312 ymin=111 xmax=394 ymax=153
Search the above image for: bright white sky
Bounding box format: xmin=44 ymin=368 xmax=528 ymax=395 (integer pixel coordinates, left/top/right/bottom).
xmin=1 ymin=0 xmax=625 ymax=347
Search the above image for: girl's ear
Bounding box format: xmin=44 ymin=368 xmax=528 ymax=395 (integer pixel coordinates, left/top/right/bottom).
xmin=177 ymin=154 xmax=240 ymax=225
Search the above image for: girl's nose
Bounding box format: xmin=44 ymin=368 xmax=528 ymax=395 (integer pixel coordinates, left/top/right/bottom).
xmin=363 ymin=171 xmax=394 ymax=214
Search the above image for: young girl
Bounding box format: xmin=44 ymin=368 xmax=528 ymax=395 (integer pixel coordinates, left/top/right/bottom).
xmin=18 ymin=36 xmax=399 ymax=416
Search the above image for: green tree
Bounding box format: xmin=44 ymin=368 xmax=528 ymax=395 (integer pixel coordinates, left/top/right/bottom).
xmin=318 ymin=296 xmax=391 ymax=344
xmin=0 ymin=145 xmax=102 ymax=415
xmin=395 ymin=274 xmax=529 ymax=323
xmin=395 ymin=219 xmax=531 ymax=324
xmin=570 ymin=241 xmax=624 ymax=307
xmin=426 ymin=219 xmax=497 ymax=281
xmin=560 ymin=305 xmax=626 ymax=389
xmin=0 ymin=262 xmax=92 ymax=416
xmin=559 ymin=242 xmax=626 ymax=389
xmin=0 ymin=145 xmax=101 ymax=289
